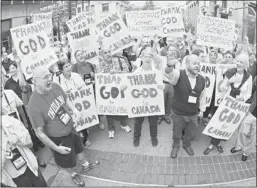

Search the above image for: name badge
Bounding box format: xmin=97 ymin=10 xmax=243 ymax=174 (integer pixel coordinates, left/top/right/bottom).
xmin=56 ymin=107 xmax=71 ymax=126
xmin=188 ymin=96 xmax=197 ymax=104
xmin=11 ymin=148 xmax=26 ymax=170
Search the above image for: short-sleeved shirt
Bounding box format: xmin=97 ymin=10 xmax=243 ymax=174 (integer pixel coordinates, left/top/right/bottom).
xmin=72 ymin=62 xmax=95 ymax=84
xmin=2 ymin=89 xmax=23 ymax=120
xmin=4 ymin=77 xmax=23 ymax=99
xmin=27 ymin=83 xmax=73 ymax=138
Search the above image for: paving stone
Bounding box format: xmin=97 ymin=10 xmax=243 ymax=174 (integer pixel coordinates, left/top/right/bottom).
xmin=146 ymin=165 xmax=153 ymax=174
xmin=214 ymin=164 xmax=222 ymax=174
xmin=235 ymin=162 xmax=243 ymax=171
xmin=185 ymin=174 xmax=192 ymax=185
xmin=231 ymin=154 xmax=239 ymax=162
xmin=123 ymin=172 xmax=131 ymax=182
xmin=201 ymin=156 xmax=208 ymax=164
xmin=165 ymin=175 xmax=172 ymax=185
xmin=248 ymin=169 xmax=255 ymax=178
xmin=190 ymin=164 xmax=198 ymax=174
xmin=138 ymin=164 xmax=146 ymax=174
xmin=230 ymin=162 xmax=238 ymax=171
xmin=172 ymin=158 xmax=178 ymax=165
xmin=128 ymin=154 xmax=136 ymax=164
xmin=119 ymin=162 xmax=128 ymax=172
xmin=126 ymin=163 xmax=134 ymax=173
xmin=197 ymin=164 xmax=204 ymax=174
xmin=249 ymin=160 xmax=255 ymax=169
xmin=153 ymin=156 xmax=159 ymax=166
xmin=152 ymin=165 xmax=159 ymax=174
xmin=209 ymin=164 xmax=216 ymax=174
xmin=178 ymin=175 xmax=186 ymax=185
xmin=178 ymin=157 xmax=184 ymax=165
xmin=217 ymin=156 xmax=225 ymax=163
xmin=245 ymin=160 xmax=252 ymax=169
xmin=109 ymin=152 xmax=117 ymax=162
xmin=143 ymin=173 xmax=152 ymax=184
xmin=205 ymin=174 xmax=211 ymax=184
xmin=115 ymin=153 xmax=123 ymax=163
xmin=172 ymin=174 xmax=179 ymax=185
xmin=137 ymin=173 xmax=145 ymax=184
xmin=202 ymin=164 xmax=210 ymax=174
xmin=228 ymin=172 xmax=236 ymax=181
xmin=212 ymin=156 xmax=219 ymax=164
xmin=134 ymin=154 xmax=142 ymax=164
xmin=41 ymin=163 xmax=59 ymax=183
xmin=151 ymin=174 xmax=158 ymax=184
xmin=179 ymin=165 xmax=185 ymax=175
xmin=210 ymin=173 xmax=218 ymax=183
xmin=166 ymin=165 xmax=171 ymax=174
xmin=105 ymin=161 xmax=115 ymax=170
xmin=158 ymin=174 xmax=165 ymax=185
xmin=225 ymin=163 xmax=233 ymax=172
xmin=158 ymin=165 xmax=166 ymax=174
xmin=147 ymin=156 xmax=154 ymax=165
xmin=85 ymin=166 xmax=101 ymax=176
xmin=216 ymin=173 xmax=225 ymax=183
xmin=159 ymin=156 xmax=166 ymax=166
xmin=198 ymin=174 xmax=206 ymax=184
xmin=130 ymin=173 xmax=138 ymax=183
xmin=222 ymin=171 xmax=230 ymax=182
xmin=184 ymin=165 xmax=191 ymax=174
xmin=195 ymin=156 xmax=202 ymax=164
xmin=228 ymin=155 xmax=235 ymax=163
xmin=183 ymin=157 xmax=190 ymax=165
xmin=112 ymin=162 xmax=120 ymax=171
xmin=233 ymin=171 xmax=241 ymax=180
xmin=220 ymin=164 xmax=227 ymax=173
xmin=241 ymin=162 xmax=248 ymax=170
xmin=172 ymin=165 xmax=179 ymax=174
xmin=132 ymin=162 xmax=140 ymax=173
xmin=141 ymin=155 xmax=147 ymax=164
xmin=121 ymin=153 xmax=129 ymax=163
xmin=238 ymin=170 xmax=246 ymax=179
xmin=189 ymin=157 xmax=196 ymax=165
xmin=166 ymin=157 xmax=171 ymax=166
xmin=223 ymin=155 xmax=230 ymax=163
xmin=114 ymin=171 xmax=125 ymax=182
xmin=206 ymin=156 xmax=213 ymax=164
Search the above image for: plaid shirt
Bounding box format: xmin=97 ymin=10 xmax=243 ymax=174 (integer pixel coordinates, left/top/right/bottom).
xmin=96 ymin=56 xmax=130 ymax=74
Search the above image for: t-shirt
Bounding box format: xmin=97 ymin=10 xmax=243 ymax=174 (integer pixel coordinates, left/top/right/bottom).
xmin=72 ymin=62 xmax=95 ymax=84
xmin=27 ymin=83 xmax=73 ymax=138
xmin=4 ymin=77 xmax=23 ymax=99
xmin=1 ymin=59 xmax=12 ymax=73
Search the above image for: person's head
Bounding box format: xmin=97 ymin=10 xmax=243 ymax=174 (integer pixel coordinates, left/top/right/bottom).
xmin=187 ymin=38 xmax=194 ymax=47
xmin=235 ymin=53 xmax=249 ymax=73
xmin=2 ymin=52 xmax=8 ymax=62
xmin=57 ymin=60 xmax=72 ymax=76
xmin=224 ymin=51 xmax=235 ymax=63
xmin=2 ymin=46 xmax=6 ymax=54
xmin=176 ymin=36 xmax=183 ymax=44
xmin=249 ymin=53 xmax=256 ymax=66
xmin=74 ymin=50 xmax=85 ymax=63
xmin=186 ymin=54 xmax=200 ymax=76
xmin=219 ymin=48 xmax=226 ymax=55
xmin=167 ymin=45 xmax=178 ymax=60
xmin=59 ymin=52 xmax=68 ymax=63
xmin=209 ymin=49 xmax=218 ymax=63
xmin=33 ymin=67 xmax=53 ymax=93
xmin=100 ymin=46 xmax=112 ymax=63
xmin=166 ymin=36 xmax=176 ymax=47
xmin=9 ymin=62 xmax=18 ymax=77
xmin=54 ymin=46 xmax=61 ymax=58
xmin=236 ymin=43 xmax=243 ymax=53
xmin=140 ymin=45 xmax=153 ymax=66
xmin=141 ymin=37 xmax=151 ymax=47
xmin=192 ymin=49 xmax=206 ymax=62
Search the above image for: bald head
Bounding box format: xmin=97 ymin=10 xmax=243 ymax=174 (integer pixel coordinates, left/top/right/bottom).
xmin=33 ymin=67 xmax=53 ymax=93
xmin=236 ymin=53 xmax=249 ymax=69
xmin=186 ymin=54 xmax=199 ymax=64
xmin=33 ymin=67 xmax=50 ymax=79
xmin=186 ymin=54 xmax=200 ymax=76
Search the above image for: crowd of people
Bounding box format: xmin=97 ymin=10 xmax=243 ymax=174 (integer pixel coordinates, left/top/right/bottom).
xmin=1 ymin=22 xmax=256 ymax=187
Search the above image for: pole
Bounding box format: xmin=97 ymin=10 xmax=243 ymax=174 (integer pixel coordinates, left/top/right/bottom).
xmin=242 ymin=1 xmax=249 ymax=42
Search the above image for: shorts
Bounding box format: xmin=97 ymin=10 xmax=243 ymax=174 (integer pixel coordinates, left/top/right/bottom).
xmin=12 ymin=167 xmax=47 ymax=187
xmin=50 ymin=131 xmax=84 ymax=168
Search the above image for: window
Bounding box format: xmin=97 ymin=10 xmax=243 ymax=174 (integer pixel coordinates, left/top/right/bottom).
xmin=77 ymin=7 xmax=81 ymax=13
xmin=91 ymin=5 xmax=95 ymax=12
xmin=102 ymin=3 xmax=109 ymax=12
xmin=222 ymin=0 xmax=227 ymax=8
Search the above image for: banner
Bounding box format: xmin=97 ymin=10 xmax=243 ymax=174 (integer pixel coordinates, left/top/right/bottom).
xmin=32 ymin=12 xmax=53 ymax=43
xmin=95 ymin=73 xmax=128 ymax=115
xmin=199 ymin=63 xmax=216 ymax=107
xmin=66 ymin=11 xmax=96 ymax=31
xmin=126 ymin=9 xmax=162 ymax=37
xmin=10 ymin=21 xmax=58 ymax=79
xmin=95 ymin=12 xmax=135 ymax=54
xmin=66 ymin=85 xmax=99 ymax=132
xmin=215 ymin=63 xmax=237 ymax=106
xmin=160 ymin=6 xmax=185 ymax=37
xmin=126 ymin=71 xmax=165 ymax=118
xmin=196 ymin=16 xmax=235 ymax=50
xmin=67 ymin=28 xmax=99 ymax=65
xmin=203 ymin=95 xmax=249 ymax=140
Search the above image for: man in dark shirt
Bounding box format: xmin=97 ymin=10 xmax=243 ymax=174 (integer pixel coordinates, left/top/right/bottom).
xmin=1 ymin=52 xmax=12 ymax=74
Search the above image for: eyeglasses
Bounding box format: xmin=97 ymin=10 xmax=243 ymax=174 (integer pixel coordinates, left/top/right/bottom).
xmin=36 ymin=73 xmax=53 ymax=80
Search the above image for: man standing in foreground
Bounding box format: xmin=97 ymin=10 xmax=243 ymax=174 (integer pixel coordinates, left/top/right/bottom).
xmin=27 ymin=67 xmax=100 ymax=187
xmin=165 ymin=54 xmax=206 ymax=158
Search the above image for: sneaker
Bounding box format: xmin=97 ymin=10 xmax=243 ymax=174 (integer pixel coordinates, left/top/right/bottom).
xmin=85 ymin=140 xmax=91 ymax=146
xmin=37 ymin=158 xmax=46 ymax=168
xmin=163 ymin=115 xmax=171 ymax=124
xmin=133 ymin=137 xmax=140 ymax=147
xmin=170 ymin=148 xmax=180 ymax=158
xmin=71 ymin=172 xmax=85 ymax=187
xmin=121 ymin=125 xmax=131 ymax=133
xmin=157 ymin=117 xmax=163 ymax=125
xmin=183 ymin=146 xmax=194 ymax=156
xmin=83 ymin=160 xmax=100 ymax=171
xmin=151 ymin=137 xmax=159 ymax=147
xmin=242 ymin=154 xmax=248 ymax=161
xmin=108 ymin=130 xmax=115 ymax=139
xmin=98 ymin=123 xmax=105 ymax=130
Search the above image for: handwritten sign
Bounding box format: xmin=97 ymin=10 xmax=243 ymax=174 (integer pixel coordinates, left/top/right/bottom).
xmin=10 ymin=21 xmax=58 ymax=79
xmin=67 ymin=28 xmax=99 ymax=65
xmin=95 ymin=12 xmax=135 ymax=54
xmin=66 ymin=11 xmax=96 ymax=31
xmin=126 ymin=9 xmax=162 ymax=37
xmin=215 ymin=64 xmax=237 ymax=106
xmin=32 ymin=12 xmax=53 ymax=43
xmin=95 ymin=73 xmax=128 ymax=115
xmin=126 ymin=71 xmax=165 ymax=118
xmin=203 ymin=95 xmax=249 ymax=140
xmin=196 ymin=16 xmax=235 ymax=50
xmin=160 ymin=6 xmax=185 ymax=37
xmin=66 ymin=85 xmax=99 ymax=132
xmin=199 ymin=63 xmax=216 ymax=107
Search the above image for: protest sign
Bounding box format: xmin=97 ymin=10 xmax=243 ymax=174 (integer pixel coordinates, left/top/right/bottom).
xmin=67 ymin=28 xmax=99 ymax=65
xmin=95 ymin=12 xmax=135 ymax=54
xmin=95 ymin=73 xmax=128 ymax=115
xmin=215 ymin=63 xmax=237 ymax=106
xmin=32 ymin=12 xmax=53 ymax=43
xmin=66 ymin=85 xmax=99 ymax=132
xmin=199 ymin=63 xmax=216 ymax=107
xmin=160 ymin=6 xmax=185 ymax=37
xmin=126 ymin=71 xmax=165 ymax=118
xmin=126 ymin=9 xmax=162 ymax=37
xmin=66 ymin=11 xmax=96 ymax=31
xmin=196 ymin=16 xmax=235 ymax=50
xmin=10 ymin=21 xmax=58 ymax=79
xmin=203 ymin=95 xmax=249 ymax=140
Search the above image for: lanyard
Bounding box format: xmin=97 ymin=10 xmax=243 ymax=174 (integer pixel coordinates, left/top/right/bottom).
xmin=39 ymin=90 xmax=58 ymax=108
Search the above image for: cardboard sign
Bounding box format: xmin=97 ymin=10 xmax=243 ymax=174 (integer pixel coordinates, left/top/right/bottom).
xmin=160 ymin=6 xmax=185 ymax=37
xmin=10 ymin=21 xmax=58 ymax=79
xmin=95 ymin=12 xmax=135 ymax=54
xmin=66 ymin=85 xmax=99 ymax=132
xmin=215 ymin=64 xmax=237 ymax=106
xmin=95 ymin=73 xmax=128 ymax=115
xmin=199 ymin=63 xmax=216 ymax=107
xmin=32 ymin=12 xmax=53 ymax=43
xmin=196 ymin=16 xmax=235 ymax=50
xmin=67 ymin=28 xmax=99 ymax=65
xmin=126 ymin=9 xmax=162 ymax=37
xmin=66 ymin=11 xmax=96 ymax=31
xmin=126 ymin=71 xmax=165 ymax=118
xmin=203 ymin=95 xmax=249 ymax=140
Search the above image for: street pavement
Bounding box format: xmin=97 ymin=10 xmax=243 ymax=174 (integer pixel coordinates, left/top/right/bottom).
xmin=36 ymin=118 xmax=256 ymax=186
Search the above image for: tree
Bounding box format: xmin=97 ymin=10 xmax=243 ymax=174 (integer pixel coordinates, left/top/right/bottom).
xmin=142 ymin=1 xmax=155 ymax=10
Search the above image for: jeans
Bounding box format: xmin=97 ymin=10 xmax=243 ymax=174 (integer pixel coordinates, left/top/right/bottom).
xmin=134 ymin=116 xmax=158 ymax=138
xmin=106 ymin=115 xmax=128 ymax=131
xmin=164 ymin=83 xmax=174 ymax=116
xmin=172 ymin=112 xmax=198 ymax=148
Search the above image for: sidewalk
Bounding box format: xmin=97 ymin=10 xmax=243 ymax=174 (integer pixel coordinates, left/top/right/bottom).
xmin=36 ymin=118 xmax=256 ymax=186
